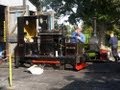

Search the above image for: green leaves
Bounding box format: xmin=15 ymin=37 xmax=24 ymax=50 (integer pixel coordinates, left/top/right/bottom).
xmin=29 ymin=0 xmax=120 ymax=26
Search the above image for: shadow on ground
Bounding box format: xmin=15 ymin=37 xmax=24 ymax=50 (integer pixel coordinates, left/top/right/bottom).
xmin=0 ymin=86 xmax=7 ymax=90
xmin=51 ymin=62 xmax=120 ymax=90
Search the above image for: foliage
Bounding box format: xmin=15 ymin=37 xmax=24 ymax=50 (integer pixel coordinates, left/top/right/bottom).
xmin=29 ymin=0 xmax=53 ymax=11
xmin=50 ymin=0 xmax=120 ymax=25
xmin=30 ymin=0 xmax=120 ymax=25
xmin=30 ymin=0 xmax=120 ymax=41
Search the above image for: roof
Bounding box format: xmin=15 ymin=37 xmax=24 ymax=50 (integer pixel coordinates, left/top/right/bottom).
xmin=0 ymin=0 xmax=36 ymax=11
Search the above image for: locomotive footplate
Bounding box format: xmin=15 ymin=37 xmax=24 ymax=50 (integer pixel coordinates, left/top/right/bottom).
xmin=24 ymin=55 xmax=78 ymax=70
xmin=24 ymin=55 xmax=76 ymax=65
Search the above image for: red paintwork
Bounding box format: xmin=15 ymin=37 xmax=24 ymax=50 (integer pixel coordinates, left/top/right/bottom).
xmin=100 ymin=49 xmax=108 ymax=60
xmin=75 ymin=63 xmax=88 ymax=71
xmin=32 ymin=60 xmax=60 ymax=64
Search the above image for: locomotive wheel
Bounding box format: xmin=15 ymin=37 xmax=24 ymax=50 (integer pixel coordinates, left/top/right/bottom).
xmin=58 ymin=63 xmax=65 ymax=70
xmin=15 ymin=56 xmax=25 ymax=68
xmin=14 ymin=56 xmax=20 ymax=68
xmin=60 ymin=64 xmax=65 ymax=70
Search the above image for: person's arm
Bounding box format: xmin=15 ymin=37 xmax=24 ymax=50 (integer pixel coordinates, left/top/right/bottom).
xmin=70 ymin=32 xmax=78 ymax=43
xmin=71 ymin=32 xmax=77 ymax=38
xmin=77 ymin=33 xmax=86 ymax=43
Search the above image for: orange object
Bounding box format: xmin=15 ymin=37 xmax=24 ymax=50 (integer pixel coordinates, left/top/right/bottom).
xmin=100 ymin=49 xmax=108 ymax=54
xmin=75 ymin=63 xmax=88 ymax=71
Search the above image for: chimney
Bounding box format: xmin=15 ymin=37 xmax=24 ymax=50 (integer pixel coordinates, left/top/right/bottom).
xmin=23 ymin=0 xmax=26 ymax=8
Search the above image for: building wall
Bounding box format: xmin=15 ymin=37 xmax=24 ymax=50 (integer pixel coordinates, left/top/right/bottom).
xmin=0 ymin=0 xmax=36 ymax=59
xmin=5 ymin=5 xmax=32 ymax=58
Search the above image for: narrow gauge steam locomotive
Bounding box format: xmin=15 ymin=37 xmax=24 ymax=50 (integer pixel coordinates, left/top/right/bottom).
xmin=15 ymin=14 xmax=108 ymax=70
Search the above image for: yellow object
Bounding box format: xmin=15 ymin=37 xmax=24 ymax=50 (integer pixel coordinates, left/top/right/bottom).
xmin=9 ymin=54 xmax=13 ymax=87
xmin=24 ymin=19 xmax=36 ymax=42
xmin=4 ymin=21 xmax=6 ymax=42
xmin=24 ymin=19 xmax=36 ymax=38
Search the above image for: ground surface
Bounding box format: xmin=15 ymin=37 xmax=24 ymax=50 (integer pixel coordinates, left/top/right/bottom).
xmin=0 ymin=62 xmax=120 ymax=90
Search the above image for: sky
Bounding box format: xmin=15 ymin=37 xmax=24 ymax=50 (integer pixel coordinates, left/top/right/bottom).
xmin=57 ymin=14 xmax=83 ymax=28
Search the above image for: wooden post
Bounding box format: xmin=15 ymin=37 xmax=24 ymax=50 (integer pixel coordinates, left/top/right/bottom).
xmin=5 ymin=7 xmax=14 ymax=88
xmin=9 ymin=53 xmax=13 ymax=87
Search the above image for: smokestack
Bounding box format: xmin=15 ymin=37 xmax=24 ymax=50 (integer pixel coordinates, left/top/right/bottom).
xmin=23 ymin=0 xmax=26 ymax=8
xmin=93 ymin=17 xmax=96 ymax=37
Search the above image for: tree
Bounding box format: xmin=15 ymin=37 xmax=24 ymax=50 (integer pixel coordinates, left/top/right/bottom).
xmin=30 ymin=0 xmax=120 ymax=43
xmin=49 ymin=0 xmax=120 ymax=24
xmin=49 ymin=0 xmax=120 ymax=43
xmin=29 ymin=0 xmax=54 ymax=12
xmin=30 ymin=0 xmax=120 ymax=25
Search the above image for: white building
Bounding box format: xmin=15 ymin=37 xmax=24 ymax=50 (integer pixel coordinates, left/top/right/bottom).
xmin=0 ymin=0 xmax=36 ymax=11
xmin=0 ymin=0 xmax=37 ymax=56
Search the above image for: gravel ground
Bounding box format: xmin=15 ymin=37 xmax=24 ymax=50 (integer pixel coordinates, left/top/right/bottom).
xmin=0 ymin=62 xmax=120 ymax=90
